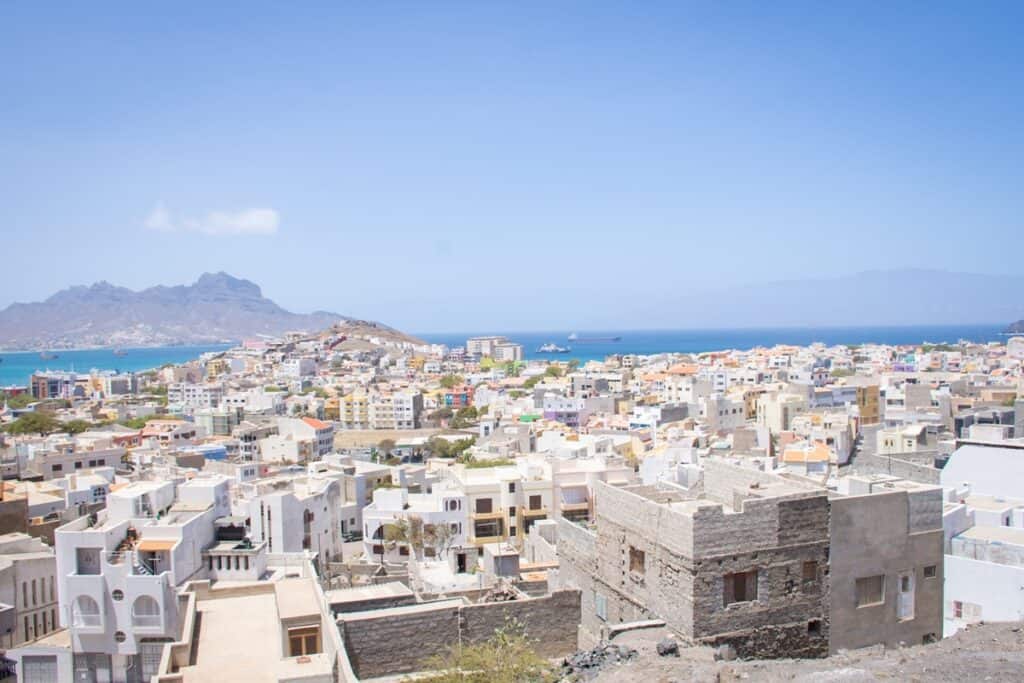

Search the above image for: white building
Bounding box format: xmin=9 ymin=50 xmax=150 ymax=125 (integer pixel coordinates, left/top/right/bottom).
xmin=0 ymin=533 xmax=58 ymax=649
xmin=167 ymin=382 xmax=225 ymax=410
xmin=27 ymin=477 xmax=228 ymax=681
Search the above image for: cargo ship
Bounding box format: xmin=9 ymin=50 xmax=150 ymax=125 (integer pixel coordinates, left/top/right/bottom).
xmin=567 ymin=333 xmax=621 ymax=343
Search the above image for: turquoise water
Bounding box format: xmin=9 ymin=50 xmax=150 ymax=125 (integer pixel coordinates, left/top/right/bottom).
xmin=0 ymin=325 xmax=1008 ymax=387
xmin=0 ymin=345 xmax=233 ymax=387
xmin=420 ymin=325 xmax=1008 ymax=363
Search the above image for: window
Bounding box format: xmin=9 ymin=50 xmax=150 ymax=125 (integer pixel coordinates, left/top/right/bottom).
xmin=112 ymin=590 xmax=124 ymax=601
xmin=51 ymin=464 xmax=63 ymax=473
xmin=49 ymin=576 xmax=55 ymax=602
xmin=856 ymin=575 xmax=885 ymax=607
xmin=132 ymin=596 xmax=161 ymax=627
xmin=922 ymin=565 xmax=936 ymax=579
xmin=510 ymin=526 xmax=518 ymax=537
xmin=802 ymin=561 xmax=818 ymax=582
xmin=22 ymin=582 xmax=27 ymax=607
xmin=74 ymin=461 xmax=82 ymax=469
xmin=724 ymin=570 xmax=758 ymax=606
xmin=509 ymin=506 xmax=517 ymax=518
xmin=529 ymin=495 xmax=542 ymax=510
xmin=628 ymin=546 xmax=646 ymax=574
xmin=508 ymin=482 xmax=516 ymax=493
xmin=72 ymin=596 xmax=101 ymax=627
xmin=23 ymin=616 xmax=29 ymax=642
xmin=473 ymin=519 xmax=504 ymax=539
xmin=475 ymin=498 xmax=493 ymax=514
xmin=953 ymin=600 xmax=963 ymax=618
xmin=808 ymin=620 xmax=822 ymax=637
xmin=32 ymin=579 xmax=37 ymax=605
xmin=288 ymin=626 xmax=321 ymax=657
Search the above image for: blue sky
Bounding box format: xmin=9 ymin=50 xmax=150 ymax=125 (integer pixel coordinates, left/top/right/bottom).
xmin=1 ymin=2 xmax=1022 ymax=332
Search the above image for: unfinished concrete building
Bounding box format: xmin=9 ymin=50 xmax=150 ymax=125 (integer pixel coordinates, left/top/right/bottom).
xmin=555 ymin=461 xmax=832 ymax=658
xmin=554 ymin=461 xmax=944 ymax=658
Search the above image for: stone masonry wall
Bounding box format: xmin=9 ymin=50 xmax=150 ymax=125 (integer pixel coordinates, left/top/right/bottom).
xmin=339 ymin=590 xmax=581 ymax=679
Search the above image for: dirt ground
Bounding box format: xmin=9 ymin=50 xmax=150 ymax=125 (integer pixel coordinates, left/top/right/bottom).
xmin=332 ymin=428 xmax=441 ymax=448
xmin=581 ymin=621 xmax=1024 ymax=682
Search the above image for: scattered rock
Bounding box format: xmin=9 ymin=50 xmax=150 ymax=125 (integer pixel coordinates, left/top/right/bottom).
xmin=656 ymin=638 xmax=680 ymax=657
xmin=715 ymin=644 xmax=737 ymax=661
xmin=563 ymin=641 xmax=639 ymax=678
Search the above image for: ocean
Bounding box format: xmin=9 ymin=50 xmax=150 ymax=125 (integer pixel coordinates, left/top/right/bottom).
xmin=0 ymin=345 xmax=234 ymax=388
xmin=0 ymin=325 xmax=1008 ymax=387
xmin=419 ymin=325 xmax=1009 ymax=363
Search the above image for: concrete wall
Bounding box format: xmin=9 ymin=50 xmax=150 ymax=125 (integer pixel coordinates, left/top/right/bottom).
xmin=339 ymin=590 xmax=581 ymax=679
xmin=944 ymin=554 xmax=1024 ymax=636
xmin=861 ymin=451 xmax=942 ymax=485
xmin=829 ymin=489 xmax=944 ymax=651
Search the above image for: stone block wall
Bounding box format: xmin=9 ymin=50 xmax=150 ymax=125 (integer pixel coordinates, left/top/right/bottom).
xmin=339 ymin=590 xmax=581 ymax=679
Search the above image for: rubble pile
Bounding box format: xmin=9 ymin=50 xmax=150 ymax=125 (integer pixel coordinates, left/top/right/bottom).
xmin=562 ymin=642 xmax=639 ymax=679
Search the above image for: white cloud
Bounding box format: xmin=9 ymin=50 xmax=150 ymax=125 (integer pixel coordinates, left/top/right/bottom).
xmin=143 ymin=202 xmax=279 ymax=236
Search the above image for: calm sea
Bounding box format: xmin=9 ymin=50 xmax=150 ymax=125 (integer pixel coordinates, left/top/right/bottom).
xmin=0 ymin=345 xmax=233 ymax=388
xmin=0 ymin=326 xmax=1008 ymax=387
xmin=419 ymin=325 xmax=1008 ymax=363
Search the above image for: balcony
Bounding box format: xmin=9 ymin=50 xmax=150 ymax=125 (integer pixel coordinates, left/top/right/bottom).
xmin=522 ymin=507 xmax=548 ymax=517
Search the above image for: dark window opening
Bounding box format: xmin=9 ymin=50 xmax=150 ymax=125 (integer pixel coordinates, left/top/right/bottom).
xmin=724 ymin=570 xmax=758 ymax=606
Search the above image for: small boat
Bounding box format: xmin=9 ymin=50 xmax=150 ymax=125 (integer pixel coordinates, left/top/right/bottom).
xmin=113 ymin=348 xmax=128 ymax=357
xmin=39 ymin=351 xmax=59 ymax=360
xmin=537 ymin=343 xmax=571 ymax=353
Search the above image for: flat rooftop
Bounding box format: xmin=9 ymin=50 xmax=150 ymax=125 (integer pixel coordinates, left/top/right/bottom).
xmin=325 ymin=581 xmax=413 ymax=606
xmin=964 ymin=494 xmax=1023 ymax=512
xmin=956 ymin=525 xmax=1024 ymax=547
xmin=178 ymin=590 xmax=332 ymax=682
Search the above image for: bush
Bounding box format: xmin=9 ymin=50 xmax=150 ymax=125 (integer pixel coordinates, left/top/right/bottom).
xmin=416 ymin=617 xmax=555 ymax=683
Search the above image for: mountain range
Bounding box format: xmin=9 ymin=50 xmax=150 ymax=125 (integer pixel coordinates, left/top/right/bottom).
xmin=0 ymin=273 xmax=347 ymax=350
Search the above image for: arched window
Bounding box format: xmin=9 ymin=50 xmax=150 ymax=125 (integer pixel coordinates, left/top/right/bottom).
xmin=132 ymin=596 xmax=161 ymax=627
xmin=72 ymin=596 xmax=101 ymax=627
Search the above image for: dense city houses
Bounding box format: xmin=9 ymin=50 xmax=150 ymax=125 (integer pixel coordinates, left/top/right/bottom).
xmin=1 ymin=322 xmax=1023 ymax=680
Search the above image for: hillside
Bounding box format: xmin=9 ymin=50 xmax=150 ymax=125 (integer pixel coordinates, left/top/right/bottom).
xmin=0 ymin=272 xmax=348 ymax=350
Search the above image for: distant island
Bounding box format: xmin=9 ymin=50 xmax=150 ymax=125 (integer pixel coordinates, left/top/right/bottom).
xmin=0 ymin=272 xmax=354 ymax=351
xmin=1006 ymin=320 xmax=1024 ymax=335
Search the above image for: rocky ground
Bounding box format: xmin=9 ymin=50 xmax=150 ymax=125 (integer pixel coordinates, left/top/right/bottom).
xmin=560 ymin=622 xmax=1024 ymax=682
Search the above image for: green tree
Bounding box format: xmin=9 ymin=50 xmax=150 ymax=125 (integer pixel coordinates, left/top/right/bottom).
xmin=417 ymin=617 xmax=555 ymax=683
xmin=523 ymin=375 xmax=543 ymax=389
xmin=0 ymin=392 xmax=37 ymax=409
xmin=378 ymin=438 xmax=397 ymax=456
xmin=428 ymin=407 xmax=454 ymax=425
xmin=63 ymin=419 xmax=94 ymax=434
xmin=544 ymin=365 xmax=563 ymax=378
xmin=4 ymin=412 xmax=61 ymax=435
xmin=384 ymin=517 xmax=425 ymax=561
xmin=567 ymin=359 xmax=581 ymax=372
xmin=449 ymin=406 xmax=479 ymax=429
xmin=439 ymin=375 xmax=464 ymax=389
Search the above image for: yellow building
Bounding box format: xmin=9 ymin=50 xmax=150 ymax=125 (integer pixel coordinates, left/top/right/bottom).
xmin=206 ymin=358 xmax=231 ymax=378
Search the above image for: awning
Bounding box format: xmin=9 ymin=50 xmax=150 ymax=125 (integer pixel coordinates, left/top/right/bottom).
xmin=137 ymin=539 xmax=177 ymax=552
